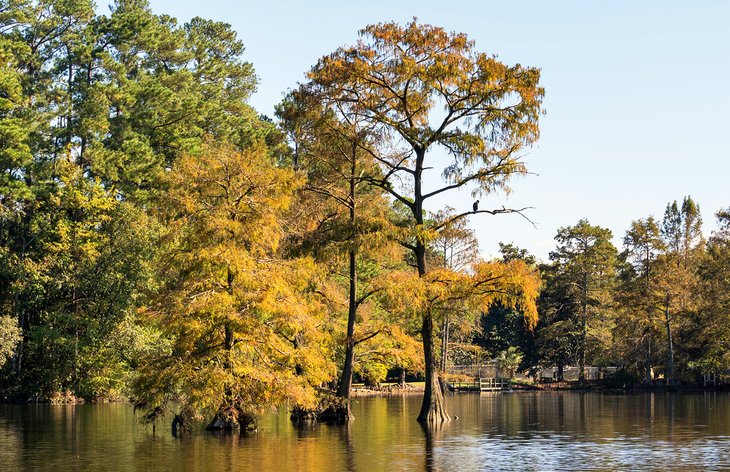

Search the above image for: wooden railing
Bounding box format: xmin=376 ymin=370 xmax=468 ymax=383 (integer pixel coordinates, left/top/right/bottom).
xmin=478 ymin=377 xmax=510 ymax=391
xmin=448 ymin=377 xmax=510 ymax=392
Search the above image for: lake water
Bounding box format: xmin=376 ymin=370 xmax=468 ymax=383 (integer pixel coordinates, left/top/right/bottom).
xmin=1 ymin=392 xmax=729 ymax=471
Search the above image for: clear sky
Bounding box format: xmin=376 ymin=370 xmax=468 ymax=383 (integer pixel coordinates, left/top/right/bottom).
xmin=146 ymin=0 xmax=730 ymax=261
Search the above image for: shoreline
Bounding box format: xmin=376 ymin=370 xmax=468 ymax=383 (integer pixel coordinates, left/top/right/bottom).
xmin=3 ymin=383 xmax=728 ymax=405
xmin=350 ymin=383 xmax=425 ymax=396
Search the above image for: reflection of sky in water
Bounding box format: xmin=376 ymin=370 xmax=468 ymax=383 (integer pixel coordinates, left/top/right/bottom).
xmin=436 ymin=435 xmax=730 ymax=471
xmin=0 ymin=393 xmax=728 ymax=471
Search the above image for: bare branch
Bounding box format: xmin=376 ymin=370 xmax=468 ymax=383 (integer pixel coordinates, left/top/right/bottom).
xmin=359 ymin=174 xmax=414 ymax=211
xmin=432 ymin=206 xmax=536 ymax=232
xmin=355 ymin=287 xmax=384 ymax=307
xmin=354 ymin=330 xmax=382 ymax=345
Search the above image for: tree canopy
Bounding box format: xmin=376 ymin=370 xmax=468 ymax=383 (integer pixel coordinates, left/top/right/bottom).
xmin=0 ymin=4 xmax=727 ymax=434
xmin=306 ymin=19 xmax=544 ymax=423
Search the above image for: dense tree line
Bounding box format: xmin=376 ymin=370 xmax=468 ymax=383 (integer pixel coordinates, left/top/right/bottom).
xmin=0 ymin=1 xmax=727 ymax=431
xmin=0 ymin=0 xmax=272 ymax=401
xmin=501 ymin=198 xmax=728 ymax=387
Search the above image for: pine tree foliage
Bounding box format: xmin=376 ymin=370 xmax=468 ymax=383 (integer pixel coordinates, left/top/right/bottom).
xmin=545 ymin=219 xmax=618 ymax=383
xmin=696 ymin=210 xmax=730 ymax=373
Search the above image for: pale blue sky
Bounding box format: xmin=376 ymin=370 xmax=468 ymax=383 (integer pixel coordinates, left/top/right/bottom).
xmin=147 ymin=0 xmax=730 ymax=260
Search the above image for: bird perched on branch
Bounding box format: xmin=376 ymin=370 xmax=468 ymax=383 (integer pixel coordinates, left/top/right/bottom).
xmin=472 ymin=200 xmax=480 ymax=212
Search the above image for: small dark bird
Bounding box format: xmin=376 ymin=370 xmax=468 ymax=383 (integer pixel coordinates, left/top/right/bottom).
xmin=473 ymin=200 xmax=480 ymax=212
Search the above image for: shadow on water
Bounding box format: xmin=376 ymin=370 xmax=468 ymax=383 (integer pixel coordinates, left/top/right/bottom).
xmin=292 ymin=417 xmax=319 ymax=436
xmin=419 ymin=420 xmax=444 ymax=472
xmin=336 ymin=420 xmax=356 ymax=472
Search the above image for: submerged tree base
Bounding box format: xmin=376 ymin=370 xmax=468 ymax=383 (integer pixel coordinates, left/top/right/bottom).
xmin=417 ymin=405 xmax=450 ymax=423
xmin=172 ymin=414 xmax=189 ymax=437
xmin=289 ymin=406 xmax=318 ymax=423
xmin=290 ymin=395 xmax=353 ymax=424
xmin=417 ymin=374 xmax=451 ymax=423
xmin=206 ymin=405 xmax=256 ymax=432
xmin=318 ymin=403 xmax=352 ymax=423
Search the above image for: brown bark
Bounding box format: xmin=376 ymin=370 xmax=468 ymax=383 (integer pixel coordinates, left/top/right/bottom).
xmin=664 ymin=295 xmax=675 ymax=386
xmin=417 ymin=310 xmax=449 ymax=422
xmin=416 ymin=237 xmax=449 ymax=423
xmin=334 ymin=248 xmax=356 ymax=420
xmin=206 ymin=405 xmax=256 ymax=432
xmin=335 ymin=151 xmax=358 ymax=421
xmin=440 ymin=317 xmax=450 ymax=373
xmin=579 ymin=269 xmax=587 ymax=387
xmin=645 ymin=338 xmax=653 ymax=386
xmin=413 ymin=148 xmax=449 ymax=423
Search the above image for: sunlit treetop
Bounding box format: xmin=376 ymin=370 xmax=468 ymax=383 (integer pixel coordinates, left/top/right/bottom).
xmin=308 ymin=19 xmax=544 ymax=204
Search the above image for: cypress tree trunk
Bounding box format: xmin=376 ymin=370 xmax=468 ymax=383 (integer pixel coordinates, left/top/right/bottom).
xmin=416 ymin=241 xmax=449 ymax=423
xmin=440 ymin=317 xmax=450 ymax=373
xmin=413 ymin=148 xmax=449 ymax=423
xmin=644 ymin=246 xmax=653 ymax=387
xmin=645 ymin=337 xmax=653 ymax=386
xmin=664 ymin=295 xmax=675 ymax=386
xmin=579 ymin=270 xmax=587 ymax=387
xmin=336 ymin=248 xmax=357 ymax=420
xmin=418 ymin=308 xmax=449 ymax=422
xmin=439 ymin=249 xmax=450 ymax=373
xmin=335 ymin=152 xmax=358 ymax=420
xmin=205 ymin=267 xmax=257 ymax=432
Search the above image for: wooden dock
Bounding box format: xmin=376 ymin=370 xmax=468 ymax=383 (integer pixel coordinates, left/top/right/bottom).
xmin=448 ymin=377 xmax=511 ymax=392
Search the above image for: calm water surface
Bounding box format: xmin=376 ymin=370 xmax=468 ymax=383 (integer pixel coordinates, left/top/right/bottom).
xmin=1 ymin=392 xmax=729 ymax=471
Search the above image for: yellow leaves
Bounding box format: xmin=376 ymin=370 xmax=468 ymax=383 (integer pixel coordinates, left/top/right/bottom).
xmin=163 ymin=139 xmax=301 ymax=257
xmin=472 ymin=259 xmax=541 ymax=330
xmin=307 ymin=20 xmax=543 ymax=218
xmin=379 ymin=269 xmax=429 ymax=317
xmin=377 ymin=258 xmax=540 ymax=331
xmin=139 ymin=142 xmax=336 ymax=417
xmin=384 ymin=323 xmax=425 ymax=371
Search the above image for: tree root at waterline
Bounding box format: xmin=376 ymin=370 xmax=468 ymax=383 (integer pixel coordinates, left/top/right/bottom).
xmin=290 ymin=395 xmax=353 ymax=424
xmin=205 ymin=405 xmax=256 ymax=432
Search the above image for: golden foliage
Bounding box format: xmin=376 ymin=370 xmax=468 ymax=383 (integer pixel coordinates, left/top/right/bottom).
xmin=379 ymin=258 xmax=540 ymax=331
xmin=135 ymin=141 xmax=336 ymax=420
xmin=308 ymin=19 xmax=544 ymax=200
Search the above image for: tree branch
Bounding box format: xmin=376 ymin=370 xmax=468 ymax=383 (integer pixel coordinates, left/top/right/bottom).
xmin=432 ymin=206 xmax=536 ymax=232
xmin=354 ymin=330 xmax=382 ymax=345
xmin=355 ymin=287 xmax=384 ymax=308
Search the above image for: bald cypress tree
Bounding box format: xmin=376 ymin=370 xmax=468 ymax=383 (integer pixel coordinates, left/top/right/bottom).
xmin=305 ymin=20 xmax=544 ymax=422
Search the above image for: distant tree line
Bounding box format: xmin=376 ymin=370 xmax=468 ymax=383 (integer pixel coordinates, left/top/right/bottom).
xmin=474 ymin=199 xmax=729 ymax=388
